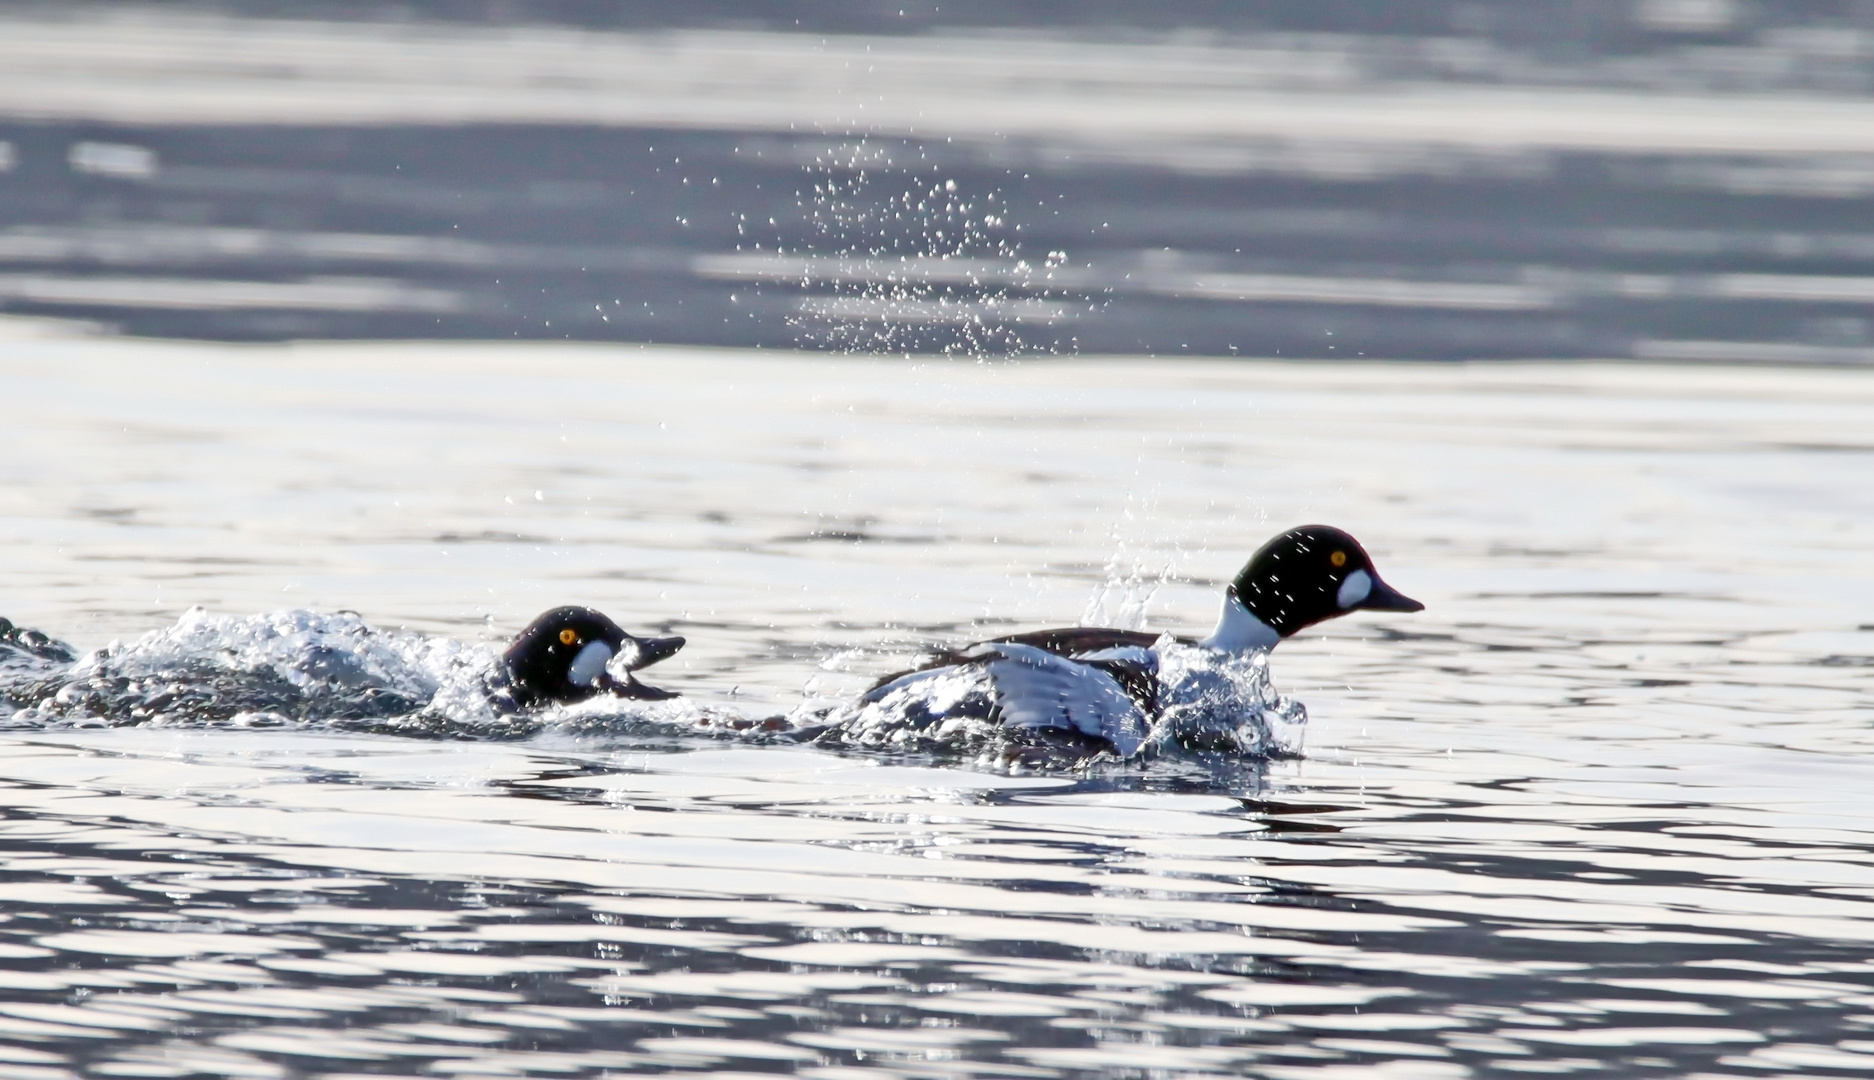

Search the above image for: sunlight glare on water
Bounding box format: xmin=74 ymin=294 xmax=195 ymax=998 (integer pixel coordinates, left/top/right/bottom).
xmin=1 ymin=335 xmax=1873 ymax=1077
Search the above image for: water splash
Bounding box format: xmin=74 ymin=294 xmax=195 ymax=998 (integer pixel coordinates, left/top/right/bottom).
xmin=803 ymin=664 xmax=1008 ymax=758
xmin=1154 ymin=642 xmax=1307 ymax=757
xmin=2 ymin=608 xmax=1304 ymax=765
xmin=0 ymin=616 xmax=80 ymax=712
xmin=1 ymin=607 xmax=490 ymax=731
xmin=780 ymin=140 xmax=1053 ymax=357
xmin=0 ymin=607 xmax=758 ymax=739
xmin=803 ymin=638 xmax=1307 ymax=766
xmin=1079 ymin=535 xmax=1186 ymax=632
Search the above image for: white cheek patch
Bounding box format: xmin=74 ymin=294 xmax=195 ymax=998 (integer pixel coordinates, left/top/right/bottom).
xmin=566 ymin=640 xmax=614 ymax=687
xmin=1337 ymin=569 xmax=1373 ymax=609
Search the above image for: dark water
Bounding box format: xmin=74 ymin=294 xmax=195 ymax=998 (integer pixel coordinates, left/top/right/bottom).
xmin=1 ymin=1 xmax=1871 ymax=359
xmin=0 ymin=725 xmax=1868 ymax=1080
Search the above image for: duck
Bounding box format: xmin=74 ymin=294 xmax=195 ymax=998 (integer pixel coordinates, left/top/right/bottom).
xmin=853 ymin=525 xmax=1423 ymax=756
xmin=497 ymin=606 xmax=686 ymax=709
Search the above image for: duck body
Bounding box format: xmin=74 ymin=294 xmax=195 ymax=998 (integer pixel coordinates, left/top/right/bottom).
xmin=859 ymin=638 xmax=1161 ymax=756
xmin=496 ymin=606 xmax=686 ymax=710
xmin=855 ymin=526 xmax=1423 ymax=758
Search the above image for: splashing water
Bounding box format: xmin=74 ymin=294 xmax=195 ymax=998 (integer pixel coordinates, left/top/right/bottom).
xmin=1077 ymin=556 xmax=1170 ymax=632
xmin=1154 ymin=641 xmax=1307 ymax=756
xmin=1078 ymin=531 xmax=1186 ymax=632
xmin=0 ymin=616 xmax=80 ymax=709
xmin=0 ymin=608 xmax=757 ymax=740
xmin=3 ymin=605 xmax=1305 ymax=769
xmin=803 ymin=637 xmax=1307 ymax=766
xmin=781 ymin=140 xmax=1051 ymax=357
xmin=2 ymin=607 xmax=490 ymax=732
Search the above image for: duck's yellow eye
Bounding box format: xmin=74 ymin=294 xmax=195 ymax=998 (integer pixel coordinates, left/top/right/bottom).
xmin=1330 ymin=550 xmax=1348 ymax=568
xmin=558 ymin=628 xmax=578 ymax=645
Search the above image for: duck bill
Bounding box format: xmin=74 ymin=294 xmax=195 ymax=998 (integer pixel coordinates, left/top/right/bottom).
xmin=622 ymin=634 xmax=686 ymax=671
xmin=1359 ymin=576 xmax=1425 ymax=613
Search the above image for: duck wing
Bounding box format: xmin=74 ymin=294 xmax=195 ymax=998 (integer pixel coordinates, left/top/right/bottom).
xmin=863 ymin=626 xmax=1183 ymax=697
xmin=860 ymin=642 xmax=1154 ymax=757
xmin=993 ymin=627 xmax=1170 ymax=655
xmin=974 ymin=643 xmax=1153 ymax=757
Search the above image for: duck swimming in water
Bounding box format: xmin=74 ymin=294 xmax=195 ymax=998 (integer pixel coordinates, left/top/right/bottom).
xmin=2 ymin=606 xmax=688 ymax=728
xmin=497 ymin=606 xmax=686 ymax=708
xmin=853 ymin=525 xmax=1423 ymax=757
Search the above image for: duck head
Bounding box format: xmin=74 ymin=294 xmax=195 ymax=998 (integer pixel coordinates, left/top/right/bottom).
xmin=502 ymin=606 xmax=686 ymax=706
xmin=1202 ymin=525 xmax=1424 ymax=652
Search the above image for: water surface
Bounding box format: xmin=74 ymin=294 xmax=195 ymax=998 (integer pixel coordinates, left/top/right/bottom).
xmin=4 ymin=5 xmax=1872 ymax=359
xmin=2 ymin=337 xmax=1873 ymax=1077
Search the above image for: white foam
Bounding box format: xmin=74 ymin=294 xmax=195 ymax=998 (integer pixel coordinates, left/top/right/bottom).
xmin=5 ymin=606 xmax=490 ymax=730
xmin=1152 ymin=641 xmax=1307 ymax=757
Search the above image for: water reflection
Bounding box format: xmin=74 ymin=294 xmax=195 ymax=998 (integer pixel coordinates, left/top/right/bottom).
xmin=2 ymin=329 xmax=1873 ymax=1074
xmin=1 ymin=729 xmax=1872 ymax=1077
xmin=2 ymin=7 xmax=1872 ymax=359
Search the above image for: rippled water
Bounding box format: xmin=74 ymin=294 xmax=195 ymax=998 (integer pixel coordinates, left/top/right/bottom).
xmin=9 ymin=7 xmax=1874 ymax=360
xmin=3 ymin=336 xmax=1874 ymax=1077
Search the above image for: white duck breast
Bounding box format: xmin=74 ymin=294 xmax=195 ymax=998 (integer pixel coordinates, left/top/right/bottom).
xmin=971 ymin=642 xmax=1152 ymax=758
xmin=565 ymin=640 xmax=614 ymax=687
xmin=1199 ymin=593 xmax=1281 ymax=652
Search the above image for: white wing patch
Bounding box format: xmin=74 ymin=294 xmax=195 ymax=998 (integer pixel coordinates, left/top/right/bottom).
xmin=860 ymin=664 xmax=961 ymax=704
xmin=1072 ymin=644 xmax=1158 ymax=666
xmin=969 ymin=642 xmax=1151 ymax=758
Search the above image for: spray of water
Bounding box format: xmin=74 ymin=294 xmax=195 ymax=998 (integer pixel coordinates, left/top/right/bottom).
xmin=5 ymin=607 xmax=1305 ymax=767
xmin=803 ymin=638 xmax=1307 ymax=765
xmin=782 ymin=140 xmax=1054 ymax=357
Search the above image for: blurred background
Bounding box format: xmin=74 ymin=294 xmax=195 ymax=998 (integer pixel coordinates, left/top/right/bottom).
xmin=1 ymin=0 xmax=1871 ymax=360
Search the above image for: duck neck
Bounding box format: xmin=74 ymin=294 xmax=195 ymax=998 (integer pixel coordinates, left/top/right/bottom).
xmin=1199 ymin=592 xmax=1281 ymax=653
